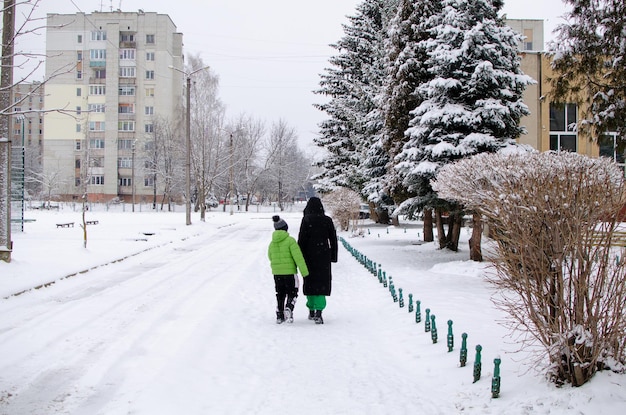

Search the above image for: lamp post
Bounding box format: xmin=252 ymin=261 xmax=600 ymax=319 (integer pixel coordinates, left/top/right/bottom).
xmin=169 ymin=65 xmax=209 ymax=225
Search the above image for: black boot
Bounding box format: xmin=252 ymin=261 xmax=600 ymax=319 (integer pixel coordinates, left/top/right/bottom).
xmin=276 ymin=311 xmax=285 ymax=324
xmin=308 ymin=310 xmax=315 ymax=320
xmin=314 ymin=310 xmax=324 ymax=325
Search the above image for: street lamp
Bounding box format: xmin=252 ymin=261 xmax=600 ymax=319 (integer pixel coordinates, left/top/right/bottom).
xmin=169 ymin=65 xmax=209 ymax=225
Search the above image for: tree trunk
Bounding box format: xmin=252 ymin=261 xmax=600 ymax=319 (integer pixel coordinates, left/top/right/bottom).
xmin=435 ymin=208 xmax=447 ymax=249
xmin=446 ymin=212 xmax=463 ymax=251
xmin=423 ymin=208 xmax=434 ymax=242
xmin=469 ymin=212 xmax=483 ymax=262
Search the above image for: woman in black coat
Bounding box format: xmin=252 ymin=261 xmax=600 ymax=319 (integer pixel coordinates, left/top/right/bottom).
xmin=298 ymin=197 xmax=338 ymax=324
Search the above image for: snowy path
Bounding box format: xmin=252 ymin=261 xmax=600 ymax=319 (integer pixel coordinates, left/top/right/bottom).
xmin=0 ymin=214 xmax=452 ymax=414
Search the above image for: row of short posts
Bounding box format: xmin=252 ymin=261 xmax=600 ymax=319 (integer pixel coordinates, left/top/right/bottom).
xmin=338 ymin=237 xmax=501 ymax=398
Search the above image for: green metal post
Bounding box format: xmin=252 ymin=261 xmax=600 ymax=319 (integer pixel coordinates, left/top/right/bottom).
xmin=431 ymin=314 xmax=437 ymax=343
xmin=460 ymin=333 xmax=468 ymax=367
xmin=408 ymin=294 xmax=414 ymax=313
xmin=425 ymin=308 xmax=431 ymax=332
xmin=447 ymin=320 xmax=454 ymax=352
xmin=491 ymin=357 xmax=501 ymax=398
xmin=473 ymin=345 xmax=482 ymax=383
xmin=415 ymin=300 xmax=421 ymax=323
xmin=398 ymin=288 xmax=404 ymax=307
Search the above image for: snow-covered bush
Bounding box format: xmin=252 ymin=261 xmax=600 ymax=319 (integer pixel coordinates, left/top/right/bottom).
xmin=433 ymin=151 xmax=626 ymax=386
xmin=323 ymin=188 xmax=362 ymax=232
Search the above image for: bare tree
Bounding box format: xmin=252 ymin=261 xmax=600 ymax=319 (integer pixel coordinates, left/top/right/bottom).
xmin=148 ymin=116 xmax=183 ymax=211
xmin=322 ymin=187 xmax=361 ymax=232
xmin=433 ymin=151 xmax=626 ymax=387
xmin=185 ymin=54 xmax=228 ymax=220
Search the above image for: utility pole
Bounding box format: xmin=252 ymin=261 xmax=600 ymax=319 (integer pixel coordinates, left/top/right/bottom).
xmin=0 ymin=0 xmax=16 ymax=262
xmin=169 ymin=65 xmax=209 ymax=225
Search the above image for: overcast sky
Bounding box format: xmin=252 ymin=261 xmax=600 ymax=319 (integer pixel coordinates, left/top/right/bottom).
xmin=17 ymin=0 xmax=570 ymax=152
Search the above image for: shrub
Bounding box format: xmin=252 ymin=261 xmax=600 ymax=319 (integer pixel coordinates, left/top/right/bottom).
xmin=433 ymin=151 xmax=626 ymax=386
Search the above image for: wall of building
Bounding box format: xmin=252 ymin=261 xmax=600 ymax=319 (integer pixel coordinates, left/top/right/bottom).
xmin=44 ymin=11 xmax=183 ymax=202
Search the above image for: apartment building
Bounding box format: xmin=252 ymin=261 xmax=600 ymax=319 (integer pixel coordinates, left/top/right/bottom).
xmin=11 ymin=82 xmax=45 ymax=197
xmin=43 ymin=11 xmax=184 ymax=202
xmin=505 ymin=19 xmax=625 ymax=168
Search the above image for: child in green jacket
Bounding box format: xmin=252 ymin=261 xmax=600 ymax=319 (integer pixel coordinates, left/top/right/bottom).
xmin=268 ymin=215 xmax=309 ymax=324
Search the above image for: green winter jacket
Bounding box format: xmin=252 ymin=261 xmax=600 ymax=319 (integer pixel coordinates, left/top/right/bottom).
xmin=268 ymin=230 xmax=309 ymax=277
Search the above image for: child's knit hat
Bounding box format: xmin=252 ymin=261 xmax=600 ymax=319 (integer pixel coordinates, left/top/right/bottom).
xmin=272 ymin=215 xmax=288 ymax=231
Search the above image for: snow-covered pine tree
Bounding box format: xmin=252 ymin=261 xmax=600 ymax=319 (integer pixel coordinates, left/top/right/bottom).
xmin=395 ymin=0 xmax=533 ymax=252
xmin=314 ymin=0 xmax=397 ymax=196
xmin=550 ymin=0 xmax=626 ymax=141
xmin=381 ymin=0 xmax=443 ymax=209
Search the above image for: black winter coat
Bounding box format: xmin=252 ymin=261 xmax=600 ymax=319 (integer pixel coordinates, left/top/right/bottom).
xmin=298 ymin=210 xmax=338 ymax=296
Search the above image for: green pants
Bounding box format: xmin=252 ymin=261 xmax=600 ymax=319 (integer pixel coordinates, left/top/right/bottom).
xmin=306 ymin=295 xmax=326 ymax=311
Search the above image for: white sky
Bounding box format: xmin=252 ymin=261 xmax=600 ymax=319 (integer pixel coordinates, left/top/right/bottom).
xmin=16 ymin=0 xmax=569 ymax=151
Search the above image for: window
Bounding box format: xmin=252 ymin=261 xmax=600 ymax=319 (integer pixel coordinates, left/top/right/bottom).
xmin=89 ymin=85 xmax=106 ymax=95
xmin=118 ymin=103 xmax=135 ymax=114
xmin=76 ymin=106 xmax=81 ymax=115
xmin=119 ymin=86 xmax=136 ymax=96
xmin=75 ymin=177 xmax=81 ymax=186
xmin=90 ymin=49 xmax=106 ymax=60
xmin=523 ymin=29 xmax=533 ymax=51
xmin=146 ymin=52 xmax=155 ymax=61
xmin=89 ymin=121 xmax=105 ymax=131
xmin=145 ymin=106 xmax=154 ymax=115
xmin=145 ymin=70 xmax=155 ymax=80
xmin=88 ymin=104 xmax=106 ymax=113
xmin=599 ymin=133 xmax=626 ymax=165
xmin=120 ymin=33 xmax=135 ymax=42
xmin=146 ymin=34 xmax=155 ymax=44
xmin=549 ymin=103 xmax=578 ymax=152
xmin=76 ymin=124 xmax=81 ymax=133
xmin=89 ymin=139 xmax=105 ymax=149
xmin=91 ymin=30 xmax=107 ymax=41
xmin=118 ymin=121 xmax=135 ymax=131
xmin=118 ymin=157 xmax=133 ymax=168
xmin=77 ymin=34 xmax=82 ymax=43
xmin=144 ymin=176 xmax=155 ymax=187
xmin=75 ymin=140 xmax=81 ymax=151
xmin=119 ymin=177 xmax=132 ymax=187
xmin=90 ymin=175 xmax=104 ymax=185
xmin=119 ymin=49 xmax=136 ymax=60
xmin=76 ymin=70 xmax=82 ymax=80
xmin=145 ymin=87 xmax=155 ymax=97
xmin=145 ymin=123 xmax=154 ymax=133
xmin=119 ymin=67 xmax=136 ymax=78
xmin=118 ymin=139 xmax=134 ymax=150
xmin=91 ymin=157 xmax=104 ymax=168
xmin=94 ymin=69 xmax=106 ymax=79
xmin=76 ymin=88 xmax=82 ymax=97
xmin=77 ymin=51 xmax=83 ymax=61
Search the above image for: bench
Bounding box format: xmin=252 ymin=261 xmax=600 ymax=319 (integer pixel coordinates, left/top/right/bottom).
xmin=56 ymin=222 xmax=74 ymax=228
xmin=86 ymin=220 xmax=99 ymax=225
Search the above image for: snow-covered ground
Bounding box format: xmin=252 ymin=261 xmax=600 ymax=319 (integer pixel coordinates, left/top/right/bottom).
xmin=0 ymin=203 xmax=624 ymax=414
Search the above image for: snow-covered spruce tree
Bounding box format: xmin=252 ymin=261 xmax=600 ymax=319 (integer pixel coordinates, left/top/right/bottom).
xmin=381 ymin=0 xmax=442 ymax=209
xmin=314 ymin=0 xmax=397 ymax=197
xmin=433 ymin=151 xmax=626 ymax=387
xmin=550 ymin=0 xmax=626 ymax=141
xmin=395 ymin=0 xmax=532 ymax=254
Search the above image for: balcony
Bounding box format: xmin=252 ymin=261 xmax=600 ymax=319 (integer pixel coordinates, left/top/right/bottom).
xmin=120 ymin=41 xmax=136 ymax=48
xmin=89 ymin=60 xmax=106 ymax=68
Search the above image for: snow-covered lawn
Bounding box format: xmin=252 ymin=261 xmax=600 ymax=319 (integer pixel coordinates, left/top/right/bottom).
xmin=0 ymin=203 xmax=624 ymax=414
